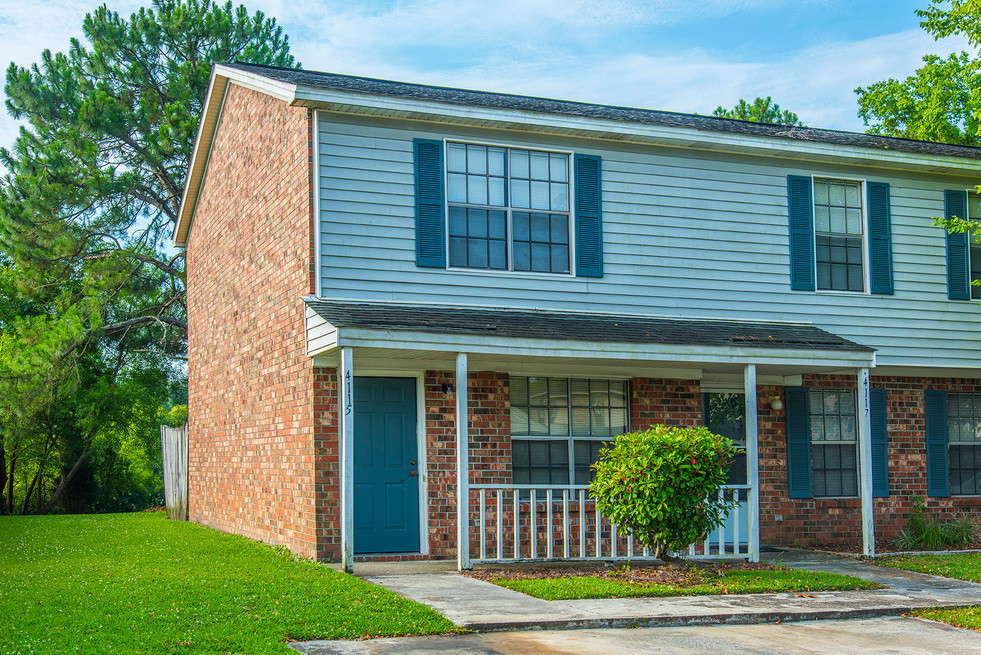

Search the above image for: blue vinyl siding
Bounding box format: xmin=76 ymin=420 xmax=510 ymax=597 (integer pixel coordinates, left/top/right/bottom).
xmin=316 ymin=113 xmax=981 ymax=369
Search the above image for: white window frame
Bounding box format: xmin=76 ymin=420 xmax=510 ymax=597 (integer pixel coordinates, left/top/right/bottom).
xmin=965 ymin=190 xmax=981 ymax=301
xmin=809 ymin=388 xmax=860 ymax=499
xmin=510 ymin=376 xmax=629 ymax=486
xmin=443 ymin=138 xmax=576 ymax=277
xmin=947 ymin=392 xmax=981 ymax=497
xmin=811 ymin=175 xmax=870 ymax=295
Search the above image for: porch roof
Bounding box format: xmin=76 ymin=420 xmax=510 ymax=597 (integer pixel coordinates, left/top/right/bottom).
xmin=305 ymin=299 xmax=874 ymax=353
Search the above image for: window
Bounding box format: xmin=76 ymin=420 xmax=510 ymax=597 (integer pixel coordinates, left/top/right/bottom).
xmin=446 ymin=142 xmax=571 ymax=274
xmin=809 ymin=389 xmax=858 ymax=497
xmin=510 ymin=377 xmax=628 ymax=485
xmin=947 ymin=394 xmax=981 ymax=495
xmin=813 ymin=178 xmax=865 ymax=292
xmin=968 ymin=193 xmax=981 ymax=300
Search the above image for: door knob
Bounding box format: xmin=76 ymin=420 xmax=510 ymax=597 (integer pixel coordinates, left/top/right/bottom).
xmin=409 ymin=470 xmax=418 ymax=477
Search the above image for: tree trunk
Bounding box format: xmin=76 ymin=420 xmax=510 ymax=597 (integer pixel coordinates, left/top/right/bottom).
xmin=0 ymin=445 xmax=6 ymax=515
xmin=20 ymin=461 xmax=46 ymax=515
xmin=6 ymin=454 xmax=15 ymax=514
xmin=653 ymin=544 xmax=686 ymax=568
xmin=39 ymin=438 xmax=93 ymax=515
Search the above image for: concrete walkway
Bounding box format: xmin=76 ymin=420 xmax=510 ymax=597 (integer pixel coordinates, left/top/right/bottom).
xmin=290 ymin=617 xmax=981 ymax=654
xmin=353 ymin=550 xmax=981 ymax=632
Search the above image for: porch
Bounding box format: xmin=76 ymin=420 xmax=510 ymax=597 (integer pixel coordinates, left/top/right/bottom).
xmin=305 ymin=299 xmax=877 ymax=572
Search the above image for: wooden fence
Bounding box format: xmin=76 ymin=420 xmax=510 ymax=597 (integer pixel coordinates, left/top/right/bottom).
xmin=160 ymin=424 xmax=188 ymax=521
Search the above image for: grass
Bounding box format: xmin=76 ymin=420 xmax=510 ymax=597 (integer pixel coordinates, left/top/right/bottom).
xmin=877 ymin=553 xmax=981 ymax=631
xmin=0 ymin=512 xmax=455 ymax=655
xmin=492 ymin=568 xmax=880 ymax=601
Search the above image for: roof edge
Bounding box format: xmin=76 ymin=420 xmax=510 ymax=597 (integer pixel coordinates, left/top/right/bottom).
xmin=173 ymin=64 xmax=298 ymax=247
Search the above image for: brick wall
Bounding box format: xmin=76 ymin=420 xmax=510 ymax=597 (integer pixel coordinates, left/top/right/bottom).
xmin=185 ymin=83 xmax=318 ymax=557
xmin=423 ymin=370 xmax=509 ymax=560
xmin=758 ymin=375 xmax=981 ymax=547
xmin=630 ymin=378 xmax=702 ymax=430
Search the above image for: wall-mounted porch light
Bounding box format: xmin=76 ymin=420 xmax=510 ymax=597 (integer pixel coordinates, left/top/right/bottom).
xmin=768 ymin=395 xmax=783 ymax=411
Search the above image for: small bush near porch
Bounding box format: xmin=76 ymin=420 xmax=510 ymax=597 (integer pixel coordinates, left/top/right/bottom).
xmin=0 ymin=512 xmax=454 ymax=655
xmin=469 ymin=562 xmax=880 ymax=600
xmin=590 ymin=425 xmax=735 ymax=565
xmin=877 ymin=553 xmax=981 ymax=631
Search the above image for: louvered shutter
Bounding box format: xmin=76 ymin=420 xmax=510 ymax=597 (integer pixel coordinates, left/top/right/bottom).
xmin=867 ymin=182 xmax=894 ymax=294
xmin=870 ymin=388 xmax=889 ymax=497
xmin=575 ymin=154 xmax=603 ymax=278
xmin=945 ymin=190 xmax=969 ymax=300
xmin=924 ymin=389 xmax=950 ymax=497
xmin=785 ymin=386 xmax=812 ymax=498
xmin=414 ymin=139 xmax=445 ymax=268
xmin=787 ymin=176 xmax=815 ymax=291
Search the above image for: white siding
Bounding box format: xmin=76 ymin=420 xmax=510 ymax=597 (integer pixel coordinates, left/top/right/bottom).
xmin=306 ymin=305 xmax=337 ymax=355
xmin=317 ymin=113 xmax=981 ymax=369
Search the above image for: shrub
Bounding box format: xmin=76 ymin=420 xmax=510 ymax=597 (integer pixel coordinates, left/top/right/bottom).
xmin=589 ymin=425 xmax=736 ymax=566
xmin=895 ymin=495 xmax=977 ymax=551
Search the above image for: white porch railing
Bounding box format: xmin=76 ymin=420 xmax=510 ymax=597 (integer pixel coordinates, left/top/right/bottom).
xmin=469 ymin=484 xmax=751 ymax=564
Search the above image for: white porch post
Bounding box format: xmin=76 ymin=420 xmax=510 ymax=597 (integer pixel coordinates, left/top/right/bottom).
xmin=857 ymin=367 xmax=875 ymax=558
xmin=744 ymin=364 xmax=760 ymax=563
xmin=456 ymin=352 xmax=471 ymax=570
xmin=339 ymin=346 xmax=355 ymax=574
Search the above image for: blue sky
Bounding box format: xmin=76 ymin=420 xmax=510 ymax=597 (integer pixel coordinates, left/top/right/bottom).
xmin=0 ymin=0 xmax=972 ymax=152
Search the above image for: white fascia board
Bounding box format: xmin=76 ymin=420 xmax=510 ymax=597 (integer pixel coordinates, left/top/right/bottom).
xmin=291 ymin=86 xmax=981 ymax=177
xmin=173 ymin=66 xmax=299 ymax=247
xmin=333 ymin=327 xmax=876 ymax=369
xmin=873 ymin=364 xmax=981 ymax=379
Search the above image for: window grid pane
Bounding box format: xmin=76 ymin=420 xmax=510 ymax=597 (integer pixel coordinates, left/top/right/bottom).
xmin=809 ymin=389 xmax=858 ymax=497
xmin=948 ymin=394 xmax=981 ymax=495
xmin=814 ymin=178 xmax=864 ymax=292
xmin=511 ymin=377 xmax=628 ymax=486
xmin=447 ymin=207 xmax=507 ymax=270
xmin=968 ymin=195 xmax=981 ymax=299
xmin=447 ymin=143 xmax=571 ymax=274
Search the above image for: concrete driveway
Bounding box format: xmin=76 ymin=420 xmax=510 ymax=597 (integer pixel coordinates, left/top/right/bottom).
xmin=291 ymin=617 xmax=981 ymax=654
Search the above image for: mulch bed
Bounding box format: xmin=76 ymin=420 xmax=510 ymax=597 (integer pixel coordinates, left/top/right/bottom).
xmin=465 ymin=561 xmax=782 ymax=588
xmin=800 ymin=539 xmax=981 ymax=555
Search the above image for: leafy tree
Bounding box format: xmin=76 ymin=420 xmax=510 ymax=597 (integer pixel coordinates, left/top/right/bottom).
xmin=856 ymin=0 xmax=981 ymax=144
xmin=589 ymin=426 xmax=735 ymax=566
xmin=713 ymin=97 xmax=804 ymax=126
xmin=0 ymin=0 xmax=296 ymax=513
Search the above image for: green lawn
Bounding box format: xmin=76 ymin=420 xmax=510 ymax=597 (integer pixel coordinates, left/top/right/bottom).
xmin=0 ymin=512 xmax=454 ymax=655
xmin=877 ymin=553 xmax=981 ymax=631
xmin=492 ymin=568 xmax=880 ymax=601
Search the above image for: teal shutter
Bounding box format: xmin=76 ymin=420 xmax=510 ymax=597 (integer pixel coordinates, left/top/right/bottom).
xmin=785 ymin=386 xmax=812 ymax=498
xmin=870 ymin=388 xmax=889 ymax=498
xmin=414 ymin=139 xmax=445 ymax=268
xmin=924 ymin=389 xmax=950 ymax=497
xmin=945 ymin=190 xmax=969 ymax=300
xmin=867 ymin=182 xmax=894 ymax=295
xmin=575 ymin=154 xmax=603 ymax=278
xmin=787 ymin=176 xmax=815 ymax=291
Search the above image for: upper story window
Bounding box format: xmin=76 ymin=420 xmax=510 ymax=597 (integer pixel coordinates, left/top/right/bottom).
xmin=445 ymin=142 xmax=572 ymax=274
xmin=968 ymin=193 xmax=981 ymax=300
xmin=814 ymin=178 xmax=865 ymax=292
xmin=786 ymin=175 xmax=892 ymax=295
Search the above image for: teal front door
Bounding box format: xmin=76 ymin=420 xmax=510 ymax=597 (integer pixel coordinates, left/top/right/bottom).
xmin=354 ymin=377 xmax=420 ymax=554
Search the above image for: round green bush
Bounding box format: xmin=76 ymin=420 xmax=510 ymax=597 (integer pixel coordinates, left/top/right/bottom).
xmin=589 ymin=425 xmax=736 ymax=565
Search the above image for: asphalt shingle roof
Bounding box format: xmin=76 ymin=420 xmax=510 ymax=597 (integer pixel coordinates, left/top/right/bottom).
xmin=225 ymin=62 xmax=981 ymax=161
xmin=305 ymin=300 xmax=874 ymax=352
